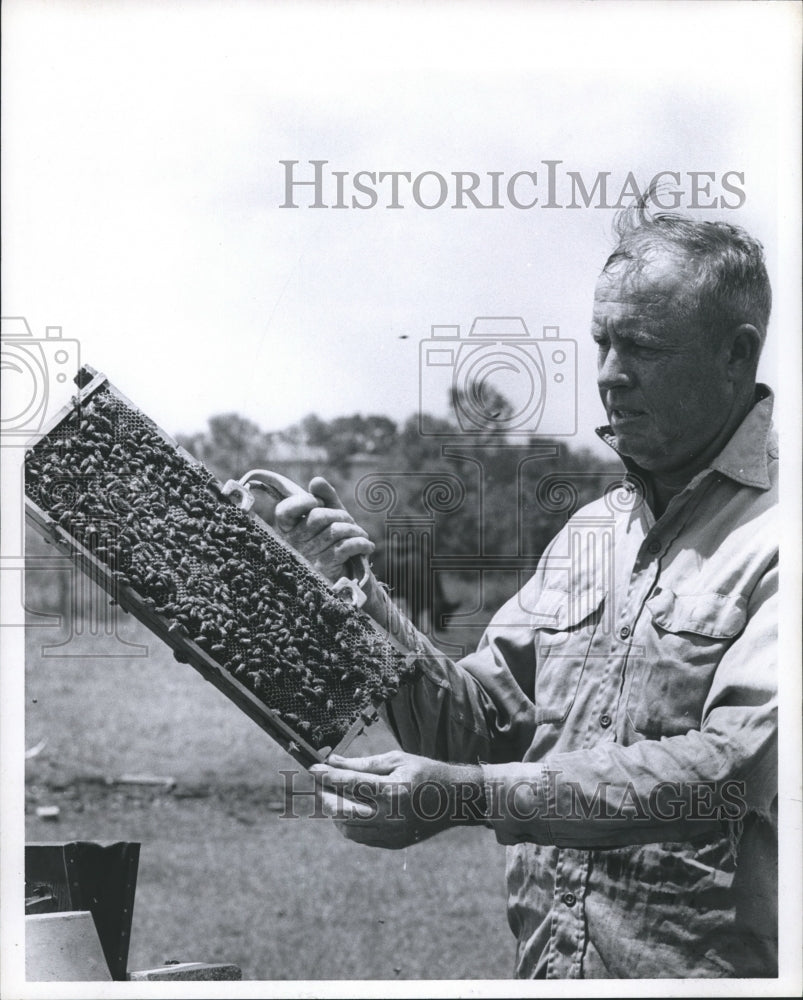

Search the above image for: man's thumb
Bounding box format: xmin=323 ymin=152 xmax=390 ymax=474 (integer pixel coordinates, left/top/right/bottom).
xmin=309 ymin=476 xmax=343 ymax=510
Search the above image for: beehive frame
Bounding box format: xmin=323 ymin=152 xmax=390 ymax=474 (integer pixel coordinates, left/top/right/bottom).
xmin=24 ymin=367 xmax=419 ymax=768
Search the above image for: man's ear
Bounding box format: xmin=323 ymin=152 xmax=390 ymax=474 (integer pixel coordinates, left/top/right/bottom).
xmin=726 ymin=324 xmax=762 ymax=379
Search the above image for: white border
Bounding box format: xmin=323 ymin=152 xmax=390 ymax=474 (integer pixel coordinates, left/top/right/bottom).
xmin=2 ymin=2 xmax=801 ymax=997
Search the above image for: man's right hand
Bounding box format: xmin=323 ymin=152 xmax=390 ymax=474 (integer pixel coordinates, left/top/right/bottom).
xmin=273 ymin=476 xmax=375 ymax=584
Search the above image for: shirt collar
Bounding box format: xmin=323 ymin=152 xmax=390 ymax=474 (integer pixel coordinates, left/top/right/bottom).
xmin=595 ymin=384 xmax=776 ymax=492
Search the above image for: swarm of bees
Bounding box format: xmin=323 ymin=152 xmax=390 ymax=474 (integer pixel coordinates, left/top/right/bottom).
xmin=25 ymin=385 xmax=417 ymax=750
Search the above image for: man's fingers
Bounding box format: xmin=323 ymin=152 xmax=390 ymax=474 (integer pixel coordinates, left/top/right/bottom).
xmin=325 ymin=537 xmax=375 ymax=564
xmin=325 ymin=751 xmax=403 ymax=775
xmin=274 ymin=492 xmax=322 ymax=533
xmin=294 ymin=513 xmax=369 ymax=550
xmin=318 ymin=789 xmax=375 ymax=820
xmin=271 ymin=476 xmax=375 ymax=585
xmin=309 ymin=476 xmax=344 ymax=509
xmin=332 ymin=821 xmax=409 ymax=849
xmin=310 ymin=764 xmax=380 ymax=793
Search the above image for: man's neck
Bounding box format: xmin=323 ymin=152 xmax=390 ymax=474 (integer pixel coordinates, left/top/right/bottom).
xmin=646 ymin=383 xmax=758 ymax=518
xmin=649 ymin=475 xmax=686 ymax=519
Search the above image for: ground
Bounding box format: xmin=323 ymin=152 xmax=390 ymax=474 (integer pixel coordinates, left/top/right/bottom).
xmin=23 ymin=614 xmax=512 ymax=981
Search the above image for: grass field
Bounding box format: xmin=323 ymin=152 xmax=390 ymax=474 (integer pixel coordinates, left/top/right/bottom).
xmin=24 ymin=605 xmax=514 ymax=981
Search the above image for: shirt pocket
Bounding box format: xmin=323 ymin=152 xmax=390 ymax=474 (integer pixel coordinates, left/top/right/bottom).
xmin=532 ymin=586 xmax=606 ymax=724
xmin=626 ymin=588 xmax=748 ymax=738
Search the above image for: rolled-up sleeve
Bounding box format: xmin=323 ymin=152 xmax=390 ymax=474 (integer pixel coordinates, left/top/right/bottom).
xmin=381 ymin=583 xmax=538 ymax=766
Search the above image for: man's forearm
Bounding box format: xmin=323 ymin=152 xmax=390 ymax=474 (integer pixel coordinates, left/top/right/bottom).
xmin=428 ymin=761 xmax=488 ymax=826
xmin=362 ymin=573 xmax=441 ymax=658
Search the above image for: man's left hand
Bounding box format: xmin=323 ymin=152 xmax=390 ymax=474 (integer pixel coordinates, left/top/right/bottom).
xmin=309 ymin=750 xmax=486 ymax=850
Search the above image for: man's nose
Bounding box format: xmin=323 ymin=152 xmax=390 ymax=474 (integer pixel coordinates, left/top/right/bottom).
xmin=597 ymin=346 xmax=632 ymax=391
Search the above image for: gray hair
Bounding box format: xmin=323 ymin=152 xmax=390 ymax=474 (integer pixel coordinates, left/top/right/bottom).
xmin=603 ymin=202 xmax=772 ymax=351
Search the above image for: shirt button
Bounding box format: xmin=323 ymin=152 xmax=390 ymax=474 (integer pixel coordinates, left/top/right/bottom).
xmin=562 ymin=892 xmax=577 ymax=907
xmin=600 ymin=713 xmax=612 ymax=728
xmin=647 ymin=539 xmax=662 ymax=554
xmin=619 ymin=625 xmax=631 ymax=640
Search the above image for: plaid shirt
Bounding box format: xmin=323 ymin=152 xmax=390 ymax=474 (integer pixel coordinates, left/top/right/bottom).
xmin=386 ymin=387 xmax=778 ymax=978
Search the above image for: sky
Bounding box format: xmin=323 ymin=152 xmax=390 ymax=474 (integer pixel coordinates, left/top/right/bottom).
xmin=2 ymin=0 xmax=799 ymax=465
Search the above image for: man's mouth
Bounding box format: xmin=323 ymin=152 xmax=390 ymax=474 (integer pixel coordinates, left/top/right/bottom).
xmin=610 ymin=408 xmax=646 ymax=423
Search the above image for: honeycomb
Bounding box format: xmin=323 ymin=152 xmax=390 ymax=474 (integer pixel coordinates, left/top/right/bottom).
xmin=24 ymin=372 xmax=417 ymax=755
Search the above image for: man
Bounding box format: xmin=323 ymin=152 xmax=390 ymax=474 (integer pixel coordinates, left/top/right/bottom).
xmin=275 ymin=206 xmax=778 ymax=979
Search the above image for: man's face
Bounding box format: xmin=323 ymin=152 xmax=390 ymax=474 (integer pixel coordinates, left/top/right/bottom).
xmin=592 ymin=255 xmax=735 ymax=477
